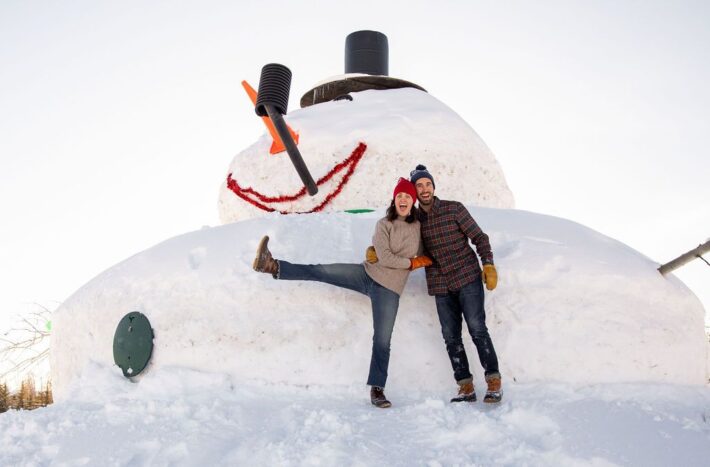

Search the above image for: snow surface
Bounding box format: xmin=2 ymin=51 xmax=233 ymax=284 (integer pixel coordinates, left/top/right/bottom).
xmin=3 ymin=363 xmax=709 ymax=466
xmin=218 ymin=88 xmax=515 ymax=222
xmin=50 ymin=206 xmax=708 ymax=402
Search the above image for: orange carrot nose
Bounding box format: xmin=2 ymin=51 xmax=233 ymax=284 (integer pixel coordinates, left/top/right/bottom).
xmin=242 ymin=80 xmax=300 ymax=155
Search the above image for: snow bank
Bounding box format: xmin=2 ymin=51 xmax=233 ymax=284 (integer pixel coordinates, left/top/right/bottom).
xmin=5 ymin=363 xmax=710 ymax=466
xmin=50 ymin=207 xmax=708 ymax=400
xmin=218 ymin=88 xmax=514 ymax=222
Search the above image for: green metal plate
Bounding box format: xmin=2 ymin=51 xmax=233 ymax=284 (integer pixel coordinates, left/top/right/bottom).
xmin=113 ymin=312 xmax=154 ymax=378
xmin=344 ymin=208 xmax=375 ymax=214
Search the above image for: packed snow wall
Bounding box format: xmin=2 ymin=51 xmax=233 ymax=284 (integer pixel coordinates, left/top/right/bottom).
xmin=218 ymin=88 xmax=514 ymax=222
xmin=50 ymin=207 xmax=708 ymax=400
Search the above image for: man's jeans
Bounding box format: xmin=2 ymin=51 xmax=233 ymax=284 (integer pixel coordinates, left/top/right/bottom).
xmin=434 ymin=278 xmax=499 ymax=383
xmin=278 ymin=261 xmax=399 ymax=388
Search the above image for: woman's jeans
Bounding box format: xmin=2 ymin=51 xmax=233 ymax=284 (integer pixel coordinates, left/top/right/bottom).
xmin=434 ymin=278 xmax=500 ymax=383
xmin=277 ymin=261 xmax=399 ymax=388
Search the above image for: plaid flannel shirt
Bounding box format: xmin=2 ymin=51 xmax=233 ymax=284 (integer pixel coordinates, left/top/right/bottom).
xmin=419 ymin=197 xmax=494 ymax=295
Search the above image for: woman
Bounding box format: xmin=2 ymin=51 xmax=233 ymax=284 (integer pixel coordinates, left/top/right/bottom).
xmin=252 ymin=177 xmax=431 ymax=408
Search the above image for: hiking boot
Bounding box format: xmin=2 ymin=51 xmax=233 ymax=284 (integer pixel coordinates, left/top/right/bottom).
xmin=483 ymin=373 xmax=502 ymax=403
xmin=253 ymin=235 xmax=279 ymax=277
xmin=451 ymin=380 xmax=476 ymax=403
xmin=370 ymin=386 xmax=391 ymax=408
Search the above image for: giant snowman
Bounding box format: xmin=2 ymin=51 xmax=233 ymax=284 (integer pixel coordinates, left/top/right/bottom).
xmin=50 ymin=31 xmax=708 ymax=400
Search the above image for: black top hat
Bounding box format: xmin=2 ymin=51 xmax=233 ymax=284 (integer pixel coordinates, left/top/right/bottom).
xmin=345 ymin=30 xmax=389 ymax=76
xmin=300 ymin=30 xmax=426 ymax=108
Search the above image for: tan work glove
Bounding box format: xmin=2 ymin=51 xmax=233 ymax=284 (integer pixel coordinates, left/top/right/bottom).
xmin=366 ymin=246 xmax=378 ymax=263
xmin=482 ymin=263 xmax=498 ymax=290
xmin=409 ymin=256 xmax=433 ymax=270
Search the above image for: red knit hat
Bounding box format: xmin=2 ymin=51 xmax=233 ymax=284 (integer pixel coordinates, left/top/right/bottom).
xmin=393 ymin=177 xmax=417 ymax=200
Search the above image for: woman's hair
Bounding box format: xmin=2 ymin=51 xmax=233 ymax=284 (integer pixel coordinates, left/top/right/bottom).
xmin=386 ymin=199 xmax=419 ymax=223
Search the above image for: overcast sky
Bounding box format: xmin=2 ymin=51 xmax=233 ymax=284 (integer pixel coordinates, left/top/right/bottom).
xmin=1 ymin=0 xmax=708 ymax=342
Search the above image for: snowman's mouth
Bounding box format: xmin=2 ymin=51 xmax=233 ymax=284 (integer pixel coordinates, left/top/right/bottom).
xmin=226 ymin=142 xmax=367 ymax=214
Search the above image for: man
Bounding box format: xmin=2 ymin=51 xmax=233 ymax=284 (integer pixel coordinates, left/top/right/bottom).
xmin=410 ymin=164 xmax=502 ymax=403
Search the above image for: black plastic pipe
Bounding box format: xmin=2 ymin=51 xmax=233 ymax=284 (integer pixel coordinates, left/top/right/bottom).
xmin=255 ymin=63 xmax=318 ymax=196
xmin=264 ymin=105 xmax=318 ymax=196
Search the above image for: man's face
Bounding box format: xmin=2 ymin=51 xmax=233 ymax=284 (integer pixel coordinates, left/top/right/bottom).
xmin=414 ymin=178 xmax=435 ymax=206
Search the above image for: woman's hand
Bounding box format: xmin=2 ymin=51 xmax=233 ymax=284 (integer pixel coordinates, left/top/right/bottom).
xmin=409 ymin=256 xmax=433 ymax=270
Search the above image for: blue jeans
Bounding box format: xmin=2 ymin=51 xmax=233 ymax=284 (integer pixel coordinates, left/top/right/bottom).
xmin=277 ymin=261 xmax=399 ymax=388
xmin=434 ymin=278 xmax=500 ymax=383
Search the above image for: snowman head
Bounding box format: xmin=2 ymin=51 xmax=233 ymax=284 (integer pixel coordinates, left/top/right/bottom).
xmin=217 ymin=32 xmax=514 ymax=223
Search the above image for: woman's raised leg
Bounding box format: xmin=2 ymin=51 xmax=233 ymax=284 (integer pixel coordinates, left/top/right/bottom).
xmin=278 ymin=261 xmax=371 ymax=296
xmin=254 ymin=235 xmax=371 ymax=296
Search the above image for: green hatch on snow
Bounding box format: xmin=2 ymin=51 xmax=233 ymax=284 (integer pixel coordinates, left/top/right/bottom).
xmin=113 ymin=312 xmax=154 ymax=378
xmin=344 ymin=209 xmax=374 ymax=214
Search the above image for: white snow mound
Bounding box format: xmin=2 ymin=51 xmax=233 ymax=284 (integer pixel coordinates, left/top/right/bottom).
xmin=50 ymin=207 xmax=708 ymax=400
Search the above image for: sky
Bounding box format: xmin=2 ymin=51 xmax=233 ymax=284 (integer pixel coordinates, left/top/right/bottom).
xmin=1 ymin=0 xmax=708 ymax=350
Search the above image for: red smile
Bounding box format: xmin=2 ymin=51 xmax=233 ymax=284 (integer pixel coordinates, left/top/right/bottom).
xmin=226 ymin=142 xmax=367 ymax=214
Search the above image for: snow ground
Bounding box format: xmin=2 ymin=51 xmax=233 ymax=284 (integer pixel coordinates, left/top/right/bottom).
xmin=2 ymin=365 xmax=709 ymax=466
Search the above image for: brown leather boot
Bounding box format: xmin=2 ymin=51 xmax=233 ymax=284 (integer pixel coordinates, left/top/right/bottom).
xmin=451 ymin=379 xmax=476 ymax=402
xmin=483 ymin=373 xmax=502 ymax=403
xmin=253 ymin=235 xmax=279 ymax=277
xmin=370 ymin=386 xmax=392 ymax=408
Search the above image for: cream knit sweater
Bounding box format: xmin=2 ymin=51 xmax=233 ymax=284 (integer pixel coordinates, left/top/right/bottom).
xmin=363 ymin=217 xmax=422 ymax=295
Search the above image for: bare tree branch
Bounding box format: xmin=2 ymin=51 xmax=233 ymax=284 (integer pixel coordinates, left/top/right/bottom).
xmin=658 ymin=240 xmax=710 ymax=275
xmin=0 ymin=303 xmax=53 ymax=382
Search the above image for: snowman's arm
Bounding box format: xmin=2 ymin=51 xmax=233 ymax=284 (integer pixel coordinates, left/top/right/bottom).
xmin=372 ymin=220 xmax=412 ymax=270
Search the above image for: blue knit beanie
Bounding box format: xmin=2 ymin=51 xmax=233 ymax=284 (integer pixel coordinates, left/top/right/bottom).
xmin=410 ymin=164 xmax=435 ymax=188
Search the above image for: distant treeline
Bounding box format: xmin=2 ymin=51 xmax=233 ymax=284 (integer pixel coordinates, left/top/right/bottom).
xmin=0 ymin=376 xmax=53 ymax=413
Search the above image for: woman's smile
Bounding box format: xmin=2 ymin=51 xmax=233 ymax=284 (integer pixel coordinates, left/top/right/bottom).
xmin=395 ymin=192 xmax=414 ymax=217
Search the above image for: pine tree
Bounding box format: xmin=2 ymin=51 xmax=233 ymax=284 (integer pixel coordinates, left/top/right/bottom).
xmin=24 ymin=376 xmax=36 ymax=410
xmin=0 ymin=382 xmax=9 ymax=413
xmin=17 ymin=380 xmax=26 ymax=410
xmin=44 ymin=380 xmax=53 ymax=406
xmin=35 ymin=379 xmax=53 ymax=408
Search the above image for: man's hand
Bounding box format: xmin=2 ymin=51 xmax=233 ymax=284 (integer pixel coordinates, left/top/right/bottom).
xmin=482 ymin=263 xmax=498 ymax=290
xmin=410 ymin=256 xmax=433 ymax=270
xmin=366 ymin=246 xmax=378 ymax=263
